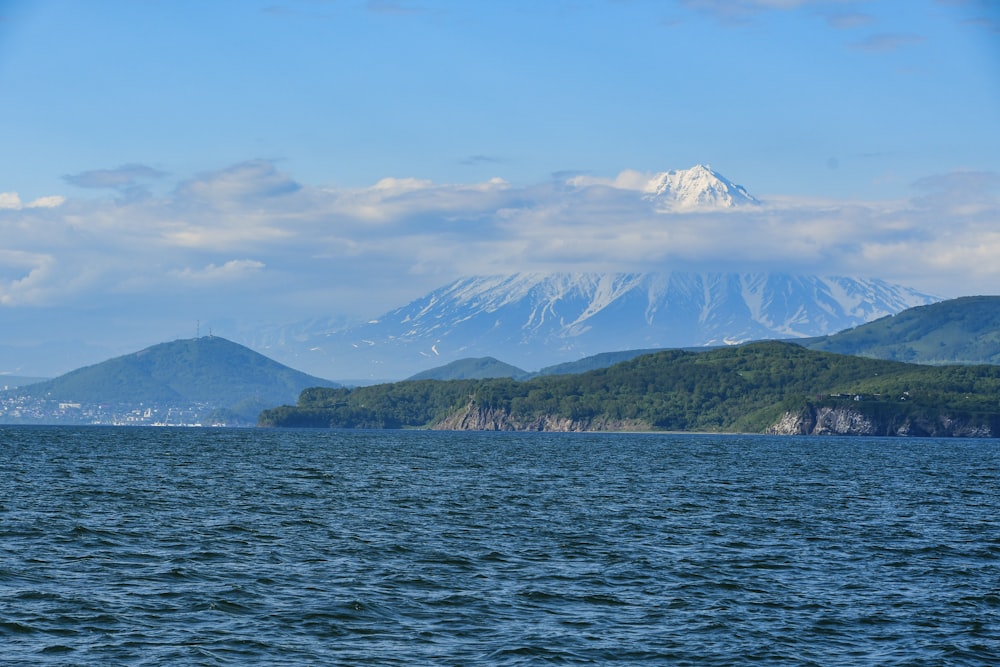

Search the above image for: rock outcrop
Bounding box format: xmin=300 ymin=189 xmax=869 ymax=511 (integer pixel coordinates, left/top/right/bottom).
xmin=767 ymin=407 xmax=994 ymax=437
xmin=431 ymin=399 xmax=650 ymax=432
xmin=436 ymin=401 xmax=996 ymax=436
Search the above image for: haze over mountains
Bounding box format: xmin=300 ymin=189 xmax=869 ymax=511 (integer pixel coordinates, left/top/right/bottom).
xmin=5 ymin=295 xmax=1000 ymax=428
xmin=233 ymin=167 xmax=937 ymax=380
xmin=2 ymin=337 xmax=338 ymax=425
xmin=0 ymin=165 xmax=946 ymax=381
xmin=410 ymin=296 xmax=1000 ymax=381
xmin=249 ymin=272 xmax=939 ymax=382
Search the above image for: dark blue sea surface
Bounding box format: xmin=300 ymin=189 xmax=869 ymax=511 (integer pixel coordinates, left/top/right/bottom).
xmin=1 ymin=427 xmax=998 ymax=665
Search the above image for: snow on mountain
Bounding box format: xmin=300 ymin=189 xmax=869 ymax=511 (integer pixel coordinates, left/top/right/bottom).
xmin=253 ymin=272 xmax=940 ymax=381
xmin=644 ymin=165 xmax=759 ymax=210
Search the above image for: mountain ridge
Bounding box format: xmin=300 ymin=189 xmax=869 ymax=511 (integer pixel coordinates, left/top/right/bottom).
xmin=251 ymin=271 xmax=940 ymax=380
xmin=405 ymin=295 xmax=1000 ymax=382
xmin=407 ymin=357 xmax=532 ymax=381
xmin=6 ymin=295 xmax=998 ymax=427
xmin=801 ymin=295 xmax=1000 ymax=364
xmin=259 ymin=341 xmax=1000 ymax=436
xmin=2 ymin=336 xmax=340 ymax=425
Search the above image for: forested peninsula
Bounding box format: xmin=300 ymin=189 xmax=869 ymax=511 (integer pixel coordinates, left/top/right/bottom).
xmin=258 ymin=342 xmax=1000 ymax=436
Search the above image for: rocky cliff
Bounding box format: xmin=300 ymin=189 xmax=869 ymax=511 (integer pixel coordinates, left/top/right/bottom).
xmin=435 ymin=401 xmax=995 ymax=436
xmin=431 ymin=399 xmax=651 ymax=432
xmin=767 ymin=407 xmax=994 ymax=437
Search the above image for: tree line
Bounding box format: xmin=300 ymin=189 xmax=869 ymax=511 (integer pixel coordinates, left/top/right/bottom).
xmin=258 ymin=341 xmax=1000 ymax=433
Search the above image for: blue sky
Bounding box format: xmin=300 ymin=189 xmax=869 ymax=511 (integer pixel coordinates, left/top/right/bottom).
xmin=0 ymin=0 xmax=999 ymax=372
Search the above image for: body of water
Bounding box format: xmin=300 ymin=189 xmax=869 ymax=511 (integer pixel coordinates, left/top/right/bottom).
xmin=2 ymin=427 xmax=998 ymax=665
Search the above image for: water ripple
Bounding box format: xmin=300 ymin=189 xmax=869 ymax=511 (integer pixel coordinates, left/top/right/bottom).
xmin=1 ymin=428 xmax=998 ymax=664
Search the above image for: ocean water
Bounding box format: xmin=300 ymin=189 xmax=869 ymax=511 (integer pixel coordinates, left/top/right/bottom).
xmin=1 ymin=427 xmax=998 ymax=666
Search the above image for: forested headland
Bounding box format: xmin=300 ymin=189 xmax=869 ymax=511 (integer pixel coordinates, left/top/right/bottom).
xmin=259 ymin=342 xmax=1000 ymax=436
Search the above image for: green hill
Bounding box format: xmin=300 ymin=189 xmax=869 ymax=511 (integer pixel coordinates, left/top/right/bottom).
xmin=525 ymin=296 xmax=1000 ymax=375
xmin=412 ymin=348 xmax=715 ymax=381
xmin=536 ymin=348 xmax=673 ymax=376
xmin=260 ymin=341 xmax=1000 ymax=436
xmin=407 ymin=357 xmax=531 ymax=381
xmin=802 ymin=295 xmax=1000 ymax=364
xmin=10 ymin=336 xmax=339 ymax=424
xmin=395 ymin=297 xmax=1000 ymax=386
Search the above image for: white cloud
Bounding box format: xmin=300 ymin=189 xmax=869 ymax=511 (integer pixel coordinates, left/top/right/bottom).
xmin=1 ymin=159 xmax=997 ymax=326
xmin=0 ymin=250 xmax=60 ymax=306
xmin=566 ymin=169 xmax=651 ymax=191
xmin=26 ymin=195 xmax=66 ymax=208
xmin=172 ymin=259 xmax=266 ymax=282
xmin=0 ymin=192 xmax=65 ymax=209
xmin=0 ymin=192 xmax=21 ymax=209
xmin=176 ymin=160 xmax=302 ymax=204
xmin=370 ymin=176 xmax=435 ymax=194
xmin=327 ymin=174 xmax=512 ymax=224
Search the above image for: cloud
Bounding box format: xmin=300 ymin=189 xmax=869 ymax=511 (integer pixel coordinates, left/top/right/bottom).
xmin=0 ymin=192 xmax=21 ymax=209
xmin=1 ymin=159 xmax=997 ymax=327
xmin=172 ymin=259 xmax=266 ymax=282
xmin=0 ymin=251 xmax=56 ymax=306
xmin=963 ymin=16 xmax=1000 ymax=31
xmin=326 ymin=175 xmax=512 ymax=225
xmin=935 ymin=0 xmax=1000 ymax=31
xmin=849 ymin=33 xmax=927 ymax=52
xmin=565 ymin=169 xmax=653 ymax=191
xmin=366 ymin=0 xmax=428 ymax=16
xmin=0 ymin=248 xmax=100 ymax=307
xmin=63 ymin=163 xmax=166 ymax=189
xmin=461 ymin=155 xmax=504 ymax=166
xmin=679 ymin=0 xmax=846 ymax=23
xmin=911 ymin=170 xmax=1000 ymax=216
xmin=175 ymin=160 xmax=301 ymax=204
xmin=26 ymin=195 xmax=66 ymax=208
xmin=825 ymin=12 xmax=873 ymax=29
xmin=262 ymin=5 xmax=296 ymax=17
xmin=0 ymin=192 xmax=66 ymax=209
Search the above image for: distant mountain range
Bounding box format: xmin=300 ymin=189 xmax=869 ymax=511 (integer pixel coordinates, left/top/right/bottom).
xmin=0 ymin=166 xmax=947 ymax=384
xmin=407 ymin=357 xmax=534 ymax=382
xmin=251 ymin=272 xmax=940 ymax=381
xmin=5 ymin=296 xmax=1000 ymax=428
xmin=261 ymin=340 xmax=1000 ymax=437
xmin=403 ymin=351 xmax=676 ymax=381
xmin=2 ymin=336 xmax=339 ymax=425
xmin=0 ymin=166 xmax=990 ymax=425
xmin=405 ymin=296 xmax=1000 ymax=381
xmin=802 ymin=296 xmax=1000 ymax=364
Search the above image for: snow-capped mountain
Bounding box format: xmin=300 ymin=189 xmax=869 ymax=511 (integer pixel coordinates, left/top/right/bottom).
xmin=252 ymin=272 xmax=939 ymax=381
xmin=644 ymin=165 xmax=759 ymax=209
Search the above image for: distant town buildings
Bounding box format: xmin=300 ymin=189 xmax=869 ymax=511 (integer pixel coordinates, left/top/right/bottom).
xmin=0 ymin=394 xmax=218 ymax=426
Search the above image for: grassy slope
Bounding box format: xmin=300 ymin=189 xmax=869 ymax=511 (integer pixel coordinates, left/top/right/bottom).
xmin=804 ymin=296 xmax=1000 ymax=364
